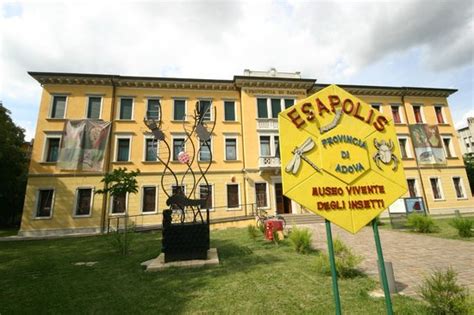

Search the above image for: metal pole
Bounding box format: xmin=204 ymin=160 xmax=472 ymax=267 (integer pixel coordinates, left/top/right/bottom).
xmin=325 ymin=219 xmax=342 ymax=315
xmin=372 ymin=219 xmax=393 ymax=315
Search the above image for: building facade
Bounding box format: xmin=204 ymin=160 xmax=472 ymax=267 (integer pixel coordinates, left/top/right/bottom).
xmin=20 ymin=70 xmax=474 ymax=236
xmin=457 ymin=117 xmax=474 ymax=155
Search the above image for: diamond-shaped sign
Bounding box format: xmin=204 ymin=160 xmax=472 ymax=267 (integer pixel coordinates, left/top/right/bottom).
xmin=279 ymin=85 xmax=407 ymax=234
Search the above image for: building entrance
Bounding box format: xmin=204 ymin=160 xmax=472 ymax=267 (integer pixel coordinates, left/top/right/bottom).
xmin=275 ymin=183 xmax=292 ymax=214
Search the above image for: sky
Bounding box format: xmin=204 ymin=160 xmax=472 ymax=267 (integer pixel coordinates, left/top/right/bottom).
xmin=0 ymin=0 xmax=473 ymax=141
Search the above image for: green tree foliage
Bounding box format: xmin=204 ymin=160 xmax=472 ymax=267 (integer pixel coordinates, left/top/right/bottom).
xmin=95 ymin=167 xmax=140 ymax=197
xmin=0 ymin=103 xmax=29 ymax=227
xmin=463 ymin=153 xmax=474 ymax=195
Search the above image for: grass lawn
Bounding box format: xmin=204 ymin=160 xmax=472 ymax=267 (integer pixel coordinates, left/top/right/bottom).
xmin=381 ymin=216 xmax=474 ymax=242
xmin=0 ymin=228 xmax=427 ymax=314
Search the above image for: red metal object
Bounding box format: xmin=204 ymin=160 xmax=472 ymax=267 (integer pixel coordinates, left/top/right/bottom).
xmin=265 ymin=219 xmax=284 ymax=240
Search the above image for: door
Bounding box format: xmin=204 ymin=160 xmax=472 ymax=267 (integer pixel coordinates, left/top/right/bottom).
xmin=275 ymin=183 xmax=292 ymax=214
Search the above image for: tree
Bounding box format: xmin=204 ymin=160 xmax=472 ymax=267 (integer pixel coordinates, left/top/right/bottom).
xmin=463 ymin=153 xmax=474 ymax=195
xmin=0 ymin=102 xmax=29 ymax=227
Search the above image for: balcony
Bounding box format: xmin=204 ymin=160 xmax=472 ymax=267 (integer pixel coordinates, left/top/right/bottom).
xmin=259 ymin=156 xmax=281 ymax=173
xmin=256 ymin=118 xmax=279 ymax=130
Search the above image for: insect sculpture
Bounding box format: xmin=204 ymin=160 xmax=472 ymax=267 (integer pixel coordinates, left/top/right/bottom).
xmin=285 ymin=137 xmax=321 ymax=174
xmin=373 ymin=139 xmax=399 ymax=171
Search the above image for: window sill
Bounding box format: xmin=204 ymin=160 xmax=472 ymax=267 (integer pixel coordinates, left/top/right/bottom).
xmin=224 ymin=159 xmax=241 ymax=162
xmin=226 ymin=207 xmax=242 ymax=211
xmin=40 ymin=161 xmax=57 ymax=165
xmin=73 ymin=214 xmax=92 ymax=218
xmin=394 ymin=123 xmax=407 ymax=126
xmin=223 ymin=121 xmax=239 ymax=124
xmin=109 ymin=213 xmax=127 ymax=216
xmin=115 ymin=119 xmax=135 ymax=122
xmin=198 ymin=160 xmax=216 ymax=163
xmin=433 ymin=198 xmax=445 ymax=202
xmin=456 ymin=197 xmax=468 ymax=200
xmin=46 ymin=118 xmax=67 ymax=121
xmin=142 ymin=161 xmax=161 ymax=164
xmin=141 ymin=211 xmax=159 ymax=215
xmin=112 ymin=161 xmax=133 ymax=164
xmin=34 ymin=216 xmax=52 ymax=220
xmin=171 ymin=120 xmax=188 ymax=123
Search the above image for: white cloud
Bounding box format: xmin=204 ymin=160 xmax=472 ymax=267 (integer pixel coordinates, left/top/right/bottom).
xmin=0 ymin=0 xmax=473 ymax=135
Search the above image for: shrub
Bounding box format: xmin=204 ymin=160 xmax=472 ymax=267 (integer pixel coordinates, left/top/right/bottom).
xmin=315 ymin=238 xmax=363 ymax=278
xmin=450 ymin=217 xmax=473 ymax=238
xmin=419 ymin=268 xmax=470 ymax=315
xmin=288 ymin=226 xmax=313 ymax=254
xmin=247 ymin=224 xmax=259 ymax=240
xmin=406 ymin=213 xmax=436 ymax=233
xmin=108 ymin=222 xmax=136 ymax=255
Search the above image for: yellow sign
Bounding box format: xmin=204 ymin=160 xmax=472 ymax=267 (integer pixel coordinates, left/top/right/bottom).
xmin=279 ymin=85 xmax=407 ymax=234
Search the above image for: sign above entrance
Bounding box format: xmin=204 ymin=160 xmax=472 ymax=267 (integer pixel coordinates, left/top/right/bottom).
xmin=278 ymin=85 xmax=407 ymax=234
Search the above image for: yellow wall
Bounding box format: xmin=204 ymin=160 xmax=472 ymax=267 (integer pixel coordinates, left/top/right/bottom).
xmin=19 ymin=78 xmax=474 ymax=236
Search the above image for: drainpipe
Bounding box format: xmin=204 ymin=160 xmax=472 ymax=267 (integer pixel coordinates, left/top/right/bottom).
xmin=239 ymin=85 xmax=249 ymax=215
xmin=100 ymin=76 xmax=118 ymax=233
xmin=401 ymin=88 xmax=430 ymax=213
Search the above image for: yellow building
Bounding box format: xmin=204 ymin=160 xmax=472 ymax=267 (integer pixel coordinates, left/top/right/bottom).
xmin=19 ymin=69 xmax=474 ymax=236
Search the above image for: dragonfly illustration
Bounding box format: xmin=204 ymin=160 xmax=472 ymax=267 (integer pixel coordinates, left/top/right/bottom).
xmin=285 ymin=137 xmax=322 ymax=174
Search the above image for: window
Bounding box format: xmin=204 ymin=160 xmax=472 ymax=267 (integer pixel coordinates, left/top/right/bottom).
xmin=227 ymin=184 xmax=239 ymax=209
xmin=173 ymin=99 xmax=186 ymax=121
xmin=111 ymin=193 xmax=127 ymax=214
xmin=119 ymin=98 xmax=133 ymax=120
xmin=172 ymin=138 xmax=185 ymax=161
xmin=413 ymin=105 xmax=423 ymax=123
xmin=147 ymin=99 xmax=161 ymax=120
xmin=255 ymin=183 xmax=268 ymax=208
xmin=50 ymin=95 xmax=67 ymax=118
xmin=36 ymin=189 xmax=54 ymax=218
xmin=260 ymin=136 xmax=271 ymax=156
xmin=398 ymin=138 xmax=408 ymax=159
xmin=274 ymin=136 xmax=280 ymax=158
xmin=257 ymin=98 xmax=268 ymax=118
xmin=442 ymin=137 xmax=454 ymax=158
xmin=225 ymin=138 xmax=237 ymax=160
xmin=224 ymin=101 xmax=236 ymax=121
xmin=87 ymin=96 xmax=102 ymax=119
xmin=144 ymin=137 xmax=158 ymax=161
xmin=199 ymin=139 xmax=211 ymax=161
xmin=371 ymin=103 xmax=381 ymax=111
xmin=452 ymin=177 xmax=465 ymax=199
xmin=391 ymin=105 xmax=401 ymax=123
xmin=74 ymin=188 xmax=93 ymax=216
xmin=407 ymin=179 xmax=417 ymax=198
xmin=284 ymin=99 xmax=294 ymax=109
xmin=171 ymin=185 xmax=185 ymax=210
xmin=198 ymin=100 xmax=212 ymax=121
xmin=116 ymin=137 xmax=131 ymax=162
xmin=435 ymin=106 xmax=445 ymax=124
xmin=430 ymin=178 xmax=443 ymax=200
xmin=200 ymin=184 xmax=213 ymax=209
xmin=142 ymin=186 xmax=157 ymax=213
xmin=45 ymin=137 xmax=60 ymax=162
xmin=271 ymin=99 xmax=281 ymax=118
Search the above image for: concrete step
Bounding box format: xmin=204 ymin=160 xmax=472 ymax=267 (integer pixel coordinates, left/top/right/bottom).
xmin=279 ymin=214 xmax=324 ymax=225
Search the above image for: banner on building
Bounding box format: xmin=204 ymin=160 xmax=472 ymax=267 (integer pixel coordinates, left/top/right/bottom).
xmin=409 ymin=124 xmax=446 ymax=165
xmin=58 ymin=120 xmax=111 ymax=171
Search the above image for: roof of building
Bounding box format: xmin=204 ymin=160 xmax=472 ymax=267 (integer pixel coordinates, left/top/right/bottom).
xmin=28 ymin=71 xmax=457 ymax=97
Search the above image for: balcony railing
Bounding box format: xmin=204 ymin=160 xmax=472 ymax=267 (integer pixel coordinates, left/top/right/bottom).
xmin=259 ymin=156 xmax=281 ymax=169
xmin=256 ymin=118 xmax=279 ymax=130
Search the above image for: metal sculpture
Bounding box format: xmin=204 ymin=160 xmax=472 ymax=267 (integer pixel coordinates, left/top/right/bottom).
xmin=144 ymin=100 xmax=216 ymax=262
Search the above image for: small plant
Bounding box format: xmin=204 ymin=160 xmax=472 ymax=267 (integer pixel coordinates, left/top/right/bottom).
xmin=315 ymin=238 xmax=363 ymax=278
xmin=419 ymin=267 xmax=470 ymax=315
xmin=108 ymin=222 xmax=136 ymax=255
xmin=406 ymin=213 xmax=436 ymax=233
xmin=288 ymin=226 xmax=313 ymax=254
xmin=247 ymin=224 xmax=259 ymax=240
xmin=450 ymin=217 xmax=473 ymax=238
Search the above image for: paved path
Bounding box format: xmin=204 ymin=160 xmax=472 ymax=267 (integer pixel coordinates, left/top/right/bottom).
xmin=305 ymin=223 xmax=474 ymax=297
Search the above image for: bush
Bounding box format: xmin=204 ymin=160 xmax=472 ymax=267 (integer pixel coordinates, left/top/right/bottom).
xmin=406 ymin=213 xmax=436 ymax=233
xmin=288 ymin=226 xmax=312 ymax=254
xmin=450 ymin=217 xmax=473 ymax=238
xmin=419 ymin=268 xmax=471 ymax=315
xmin=108 ymin=222 xmax=136 ymax=255
xmin=315 ymin=238 xmax=363 ymax=278
xmin=247 ymin=224 xmax=259 ymax=240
